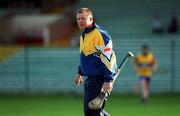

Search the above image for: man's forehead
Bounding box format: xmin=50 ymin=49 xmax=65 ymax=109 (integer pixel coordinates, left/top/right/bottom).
xmin=77 ymin=12 xmax=91 ymax=17
xmin=77 ymin=12 xmax=87 ymax=16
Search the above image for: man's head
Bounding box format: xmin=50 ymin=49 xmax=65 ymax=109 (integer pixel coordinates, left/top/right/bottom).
xmin=142 ymin=44 xmax=149 ymax=55
xmin=77 ymin=7 xmax=94 ymax=30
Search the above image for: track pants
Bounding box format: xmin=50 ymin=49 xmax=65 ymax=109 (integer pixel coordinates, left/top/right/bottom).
xmin=84 ymin=76 xmax=110 ymax=116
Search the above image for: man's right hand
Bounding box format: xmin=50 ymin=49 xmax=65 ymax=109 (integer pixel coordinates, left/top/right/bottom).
xmin=74 ymin=74 xmax=83 ymax=86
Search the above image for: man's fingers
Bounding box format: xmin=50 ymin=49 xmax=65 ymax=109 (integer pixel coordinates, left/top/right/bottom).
xmin=75 ymin=77 xmax=79 ymax=85
xmin=78 ymin=77 xmax=83 ymax=86
xmin=74 ymin=75 xmax=79 ymax=85
xmin=75 ymin=75 xmax=83 ymax=86
xmin=76 ymin=78 xmax=81 ymax=86
xmin=80 ymin=77 xmax=83 ymax=83
xmin=77 ymin=78 xmax=81 ymax=86
xmin=102 ymin=82 xmax=113 ymax=93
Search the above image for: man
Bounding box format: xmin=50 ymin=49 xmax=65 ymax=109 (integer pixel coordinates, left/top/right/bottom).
xmin=134 ymin=45 xmax=157 ymax=104
xmin=152 ymin=15 xmax=164 ymax=34
xmin=74 ymin=7 xmax=117 ymax=116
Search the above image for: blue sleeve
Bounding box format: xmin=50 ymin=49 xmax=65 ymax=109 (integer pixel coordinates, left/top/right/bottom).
xmin=101 ymin=62 xmax=117 ymax=82
xmin=77 ymin=66 xmax=83 ymax=75
xmin=96 ymin=25 xmax=117 ymax=82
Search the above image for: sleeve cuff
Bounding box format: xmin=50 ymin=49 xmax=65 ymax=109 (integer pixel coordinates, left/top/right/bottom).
xmin=78 ymin=66 xmax=83 ymax=75
xmin=104 ymin=75 xmax=114 ymax=82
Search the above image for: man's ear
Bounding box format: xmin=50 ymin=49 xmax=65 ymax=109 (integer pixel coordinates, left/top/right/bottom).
xmin=90 ymin=17 xmax=93 ymax=22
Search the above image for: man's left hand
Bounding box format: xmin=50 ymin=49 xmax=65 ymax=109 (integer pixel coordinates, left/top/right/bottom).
xmin=102 ymin=82 xmax=113 ymax=93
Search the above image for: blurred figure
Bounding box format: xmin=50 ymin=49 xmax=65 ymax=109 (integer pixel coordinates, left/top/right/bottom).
xmin=152 ymin=15 xmax=164 ymax=34
xmin=134 ymin=45 xmax=157 ymax=104
xmin=168 ymin=15 xmax=179 ymax=34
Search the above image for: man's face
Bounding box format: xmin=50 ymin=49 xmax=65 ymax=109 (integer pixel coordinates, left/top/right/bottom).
xmin=77 ymin=12 xmax=93 ymax=30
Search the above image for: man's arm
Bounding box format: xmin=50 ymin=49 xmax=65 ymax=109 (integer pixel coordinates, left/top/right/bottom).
xmin=88 ymin=52 xmax=134 ymax=110
xmin=101 ymin=62 xmax=116 ymax=93
xmin=133 ymin=57 xmax=139 ymax=73
xmin=95 ymin=31 xmax=117 ymax=93
xmin=74 ymin=66 xmax=83 ymax=86
xmin=152 ymin=57 xmax=158 ymax=72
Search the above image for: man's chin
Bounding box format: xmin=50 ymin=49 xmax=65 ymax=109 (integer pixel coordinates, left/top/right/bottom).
xmin=78 ymin=26 xmax=85 ymax=30
xmin=80 ymin=27 xmax=85 ymax=30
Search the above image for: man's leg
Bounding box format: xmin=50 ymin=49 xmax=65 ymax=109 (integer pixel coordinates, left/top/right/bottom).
xmin=145 ymin=78 xmax=151 ymax=102
xmin=84 ymin=76 xmax=110 ymax=116
xmin=140 ymin=77 xmax=150 ymax=104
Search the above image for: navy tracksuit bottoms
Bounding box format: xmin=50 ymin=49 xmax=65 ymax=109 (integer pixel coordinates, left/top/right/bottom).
xmin=84 ymin=76 xmax=109 ymax=116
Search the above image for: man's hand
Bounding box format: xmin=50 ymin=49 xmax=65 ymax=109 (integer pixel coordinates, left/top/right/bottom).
xmin=74 ymin=74 xmax=83 ymax=86
xmin=102 ymin=82 xmax=113 ymax=93
xmin=153 ymin=63 xmax=158 ymax=73
xmin=88 ymin=82 xmax=113 ymax=109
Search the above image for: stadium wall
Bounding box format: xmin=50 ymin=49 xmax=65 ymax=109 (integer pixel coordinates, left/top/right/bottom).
xmin=0 ymin=37 xmax=179 ymax=94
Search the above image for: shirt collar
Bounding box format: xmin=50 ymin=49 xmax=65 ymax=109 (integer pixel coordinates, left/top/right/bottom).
xmin=83 ymin=22 xmax=96 ymax=33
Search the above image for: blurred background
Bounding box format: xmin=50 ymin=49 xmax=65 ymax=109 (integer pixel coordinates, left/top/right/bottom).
xmin=0 ymin=0 xmax=180 ymax=116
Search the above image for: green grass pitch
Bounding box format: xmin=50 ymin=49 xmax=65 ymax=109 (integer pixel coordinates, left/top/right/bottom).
xmin=0 ymin=94 xmax=180 ymax=116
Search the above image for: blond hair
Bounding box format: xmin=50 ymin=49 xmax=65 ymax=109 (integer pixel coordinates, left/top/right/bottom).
xmin=77 ymin=7 xmax=93 ymax=17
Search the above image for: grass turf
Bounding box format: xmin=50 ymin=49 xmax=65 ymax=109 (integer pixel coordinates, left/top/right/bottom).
xmin=0 ymin=94 xmax=180 ymax=116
